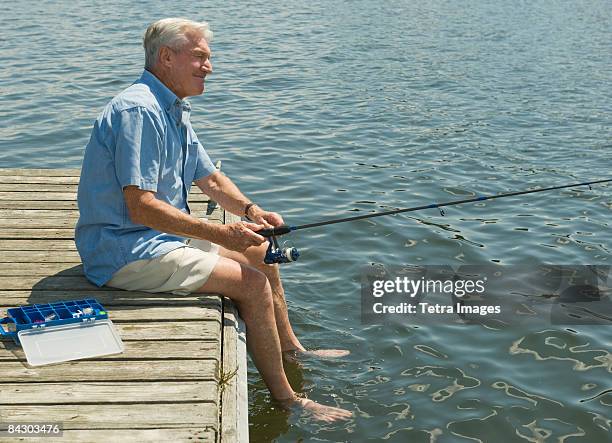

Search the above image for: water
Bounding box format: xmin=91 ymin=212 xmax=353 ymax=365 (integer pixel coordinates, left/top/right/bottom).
xmin=2 ymin=1 xmax=611 ymax=441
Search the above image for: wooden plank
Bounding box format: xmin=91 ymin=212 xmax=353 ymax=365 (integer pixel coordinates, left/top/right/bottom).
xmin=0 ymin=184 xmax=79 ymax=193
xmin=0 ymin=381 xmax=218 ymax=404
xmin=0 ymin=212 xmax=223 ymax=229
xmin=0 ymin=184 xmax=75 ymax=192
xmin=0 ymin=223 xmax=223 ymax=238
xmin=0 ymin=305 xmax=221 ymax=322
xmin=0 ymin=184 xmax=210 ymax=194
xmin=0 ymin=224 xmax=223 ymax=236
xmin=0 ymin=168 xmax=79 ymax=176
xmin=0 ymin=276 xmax=102 ymax=290
xmin=0 ymin=240 xmax=77 ymax=250
xmin=1 ymin=321 xmax=222 ymax=341
xmin=221 ymin=300 xmax=239 ymax=443
xmin=0 ymin=192 xmax=81 ymax=200
xmin=9 ymin=213 xmax=221 ymax=223
xmin=0 ymin=201 xmax=211 ymax=210
xmin=0 ymin=229 xmax=76 ymax=239
xmin=1 ymin=360 xmax=217 ymax=382
xmin=0 ymin=210 xmax=82 ymax=218
xmin=0 ymin=218 xmax=77 ymax=228
xmin=0 ymin=291 xmax=215 ymax=307
xmin=0 ymin=211 xmax=223 ymax=219
xmin=115 ymin=321 xmax=220 ymax=340
xmin=0 ymin=251 xmax=82 ymax=262
xmin=0 ymin=278 xmax=221 ymax=295
xmin=0 ymin=403 xmax=218 ymax=429
xmin=0 ymin=226 xmax=223 ymax=248
xmin=0 ymin=263 xmax=84 ymax=276
xmin=0 ymin=192 xmax=210 ymax=202
xmin=235 ymin=310 xmax=248 ymax=443
xmin=0 ymin=340 xmax=219 ymax=361
xmin=0 ymin=175 xmax=80 ymax=184
xmin=0 ymin=428 xmax=215 ymax=442
xmin=0 ymin=201 xmax=79 ymax=210
xmin=220 ymin=298 xmax=249 ymax=443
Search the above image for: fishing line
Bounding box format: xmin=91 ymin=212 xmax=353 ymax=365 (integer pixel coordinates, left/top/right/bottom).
xmin=257 ymin=178 xmax=612 ymax=243
xmin=257 ymin=179 xmax=611 ymax=263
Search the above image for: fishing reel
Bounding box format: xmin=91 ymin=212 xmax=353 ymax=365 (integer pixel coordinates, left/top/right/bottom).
xmin=258 ymin=225 xmax=299 ymax=264
xmin=263 ymin=235 xmax=299 ymax=264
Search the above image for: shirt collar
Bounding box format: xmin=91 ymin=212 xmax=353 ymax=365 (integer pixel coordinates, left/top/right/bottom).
xmin=138 ymin=69 xmax=191 ymax=124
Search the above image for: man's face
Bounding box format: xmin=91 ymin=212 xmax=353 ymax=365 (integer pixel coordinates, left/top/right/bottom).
xmin=167 ymin=32 xmax=213 ymax=99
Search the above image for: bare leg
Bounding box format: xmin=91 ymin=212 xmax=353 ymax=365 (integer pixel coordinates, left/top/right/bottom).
xmin=195 ymin=256 xmax=351 ymax=421
xmin=218 ymin=243 xmax=303 ymax=352
xmin=218 ymin=243 xmax=350 ymax=359
xmin=196 ymin=256 xmax=293 ymax=400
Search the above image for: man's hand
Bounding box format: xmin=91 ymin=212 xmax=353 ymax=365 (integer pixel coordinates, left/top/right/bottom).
xmin=217 ymin=221 xmax=266 ymax=252
xmin=247 ymin=205 xmax=285 ymax=228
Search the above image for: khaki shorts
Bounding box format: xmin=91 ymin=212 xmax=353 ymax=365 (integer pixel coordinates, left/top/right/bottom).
xmin=106 ymin=239 xmax=221 ymax=295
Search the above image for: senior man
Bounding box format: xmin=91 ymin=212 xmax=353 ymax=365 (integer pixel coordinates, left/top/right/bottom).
xmin=75 ymin=18 xmax=351 ymax=422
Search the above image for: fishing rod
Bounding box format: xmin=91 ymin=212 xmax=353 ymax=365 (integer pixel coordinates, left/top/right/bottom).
xmin=257 ymin=179 xmax=612 ymax=264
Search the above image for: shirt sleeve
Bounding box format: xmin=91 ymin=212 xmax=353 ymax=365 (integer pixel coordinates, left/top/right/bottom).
xmin=113 ymin=107 xmax=163 ymax=192
xmin=193 ymin=138 xmax=217 ymax=180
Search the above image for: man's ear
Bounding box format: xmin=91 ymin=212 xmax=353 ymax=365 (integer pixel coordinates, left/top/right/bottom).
xmin=158 ymin=46 xmax=173 ymax=68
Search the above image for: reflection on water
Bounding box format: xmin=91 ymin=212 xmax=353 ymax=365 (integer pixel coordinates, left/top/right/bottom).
xmin=400 ymin=366 xmax=481 ymax=402
xmin=511 ymin=329 xmax=611 ymax=372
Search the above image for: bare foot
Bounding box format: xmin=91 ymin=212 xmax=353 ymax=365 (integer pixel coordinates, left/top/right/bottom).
xmin=283 ymin=349 xmax=350 ymax=362
xmin=303 ymin=349 xmax=350 ymax=358
xmin=281 ymin=396 xmax=353 ymax=423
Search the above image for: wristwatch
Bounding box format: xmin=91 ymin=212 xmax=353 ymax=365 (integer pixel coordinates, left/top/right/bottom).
xmin=244 ymin=202 xmax=256 ymax=220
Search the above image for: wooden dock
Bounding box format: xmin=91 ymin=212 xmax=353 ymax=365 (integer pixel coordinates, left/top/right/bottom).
xmin=0 ymin=169 xmax=248 ymax=442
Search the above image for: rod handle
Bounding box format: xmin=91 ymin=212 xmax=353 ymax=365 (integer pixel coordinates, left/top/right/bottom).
xmin=257 ymin=225 xmax=292 ymax=237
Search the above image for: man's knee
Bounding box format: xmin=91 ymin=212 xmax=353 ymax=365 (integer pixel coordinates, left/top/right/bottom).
xmin=230 ymin=268 xmax=274 ymax=315
xmin=196 ymin=257 xmax=271 ymax=302
xmin=243 ymin=264 xmax=269 ymax=291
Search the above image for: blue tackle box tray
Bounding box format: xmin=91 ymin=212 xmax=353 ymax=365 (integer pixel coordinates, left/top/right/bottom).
xmin=0 ymin=298 xmax=124 ymax=366
xmin=0 ymin=298 xmax=110 ymax=344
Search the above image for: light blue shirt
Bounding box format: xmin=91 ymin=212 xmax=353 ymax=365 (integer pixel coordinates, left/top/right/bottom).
xmin=75 ymin=70 xmax=216 ymax=286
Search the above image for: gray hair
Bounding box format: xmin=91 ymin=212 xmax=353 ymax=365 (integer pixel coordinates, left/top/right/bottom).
xmin=143 ymin=18 xmax=213 ymax=69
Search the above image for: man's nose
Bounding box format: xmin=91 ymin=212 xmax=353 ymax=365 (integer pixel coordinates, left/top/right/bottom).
xmin=202 ymin=60 xmax=213 ymax=74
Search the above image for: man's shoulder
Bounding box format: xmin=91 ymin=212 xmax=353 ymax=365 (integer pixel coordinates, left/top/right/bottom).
xmin=110 ymin=83 xmax=163 ymax=116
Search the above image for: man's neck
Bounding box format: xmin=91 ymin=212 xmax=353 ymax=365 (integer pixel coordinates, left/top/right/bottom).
xmin=147 ymin=67 xmax=184 ymax=99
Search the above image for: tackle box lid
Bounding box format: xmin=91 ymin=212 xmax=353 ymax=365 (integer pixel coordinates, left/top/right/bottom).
xmin=18 ymin=319 xmax=124 ymax=367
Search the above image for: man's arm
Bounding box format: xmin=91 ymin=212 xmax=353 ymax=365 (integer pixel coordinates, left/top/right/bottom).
xmin=195 ymin=171 xmax=284 ymax=227
xmin=123 ymin=185 xmax=265 ymax=252
xmin=195 ymin=171 xmax=250 ymax=217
